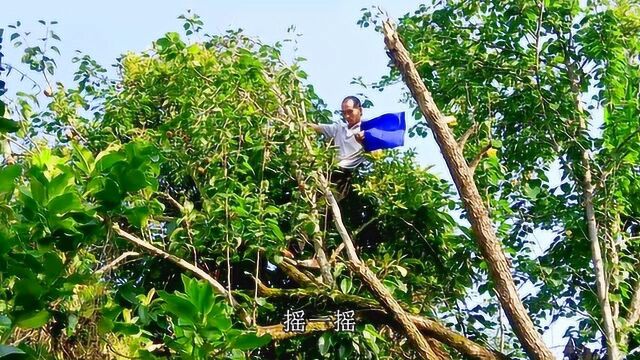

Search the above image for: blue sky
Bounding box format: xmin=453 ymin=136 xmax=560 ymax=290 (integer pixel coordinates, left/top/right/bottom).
xmin=1 ymin=0 xmax=570 ymax=356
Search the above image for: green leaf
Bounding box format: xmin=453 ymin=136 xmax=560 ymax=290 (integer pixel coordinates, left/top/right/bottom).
xmin=97 ymin=317 xmax=114 ymax=335
xmin=182 ymin=275 xmax=215 ymax=316
xmin=0 ymin=315 xmax=11 ymax=329
xmin=66 ymin=314 xmax=78 ymax=336
xmin=318 ymin=332 xmax=331 ymax=356
xmin=231 ymin=332 xmax=271 ymax=350
xmin=42 ymin=252 xmax=64 ymax=279
xmin=209 ymin=313 xmax=232 ymax=330
xmin=94 ymin=178 xmax=122 ymax=208
xmin=158 ymin=291 xmax=198 ymax=323
xmin=0 ymin=345 xmax=25 ymax=357
xmin=112 ymin=322 xmax=140 ymax=336
xmin=94 ymin=152 xmax=125 ymax=172
xmin=230 ymin=349 xmax=245 ymax=360
xmin=395 ymin=265 xmax=408 ymax=277
xmin=0 ymin=165 xmax=21 ymax=193
xmin=121 ymin=169 xmax=147 ymax=192
xmin=523 ymin=183 xmax=541 ymax=199
xmin=124 ymin=206 xmax=150 ymax=228
xmin=340 ymin=278 xmax=353 ymax=294
xmin=47 ymin=192 xmax=82 ymax=215
xmin=362 ymin=324 xmax=380 ymax=353
xmin=16 ymin=310 xmax=50 ymax=329
xmin=71 ymin=141 xmax=95 ymax=175
xmin=268 ymin=222 xmax=284 ymax=241
xmin=48 ymin=171 xmax=74 ymax=198
xmin=272 ymin=254 xmax=284 ymax=264
xmin=0 ymin=118 xmax=20 ymax=133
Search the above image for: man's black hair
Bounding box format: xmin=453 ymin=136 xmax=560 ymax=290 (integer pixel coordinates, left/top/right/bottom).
xmin=342 ymin=96 xmax=362 ymax=108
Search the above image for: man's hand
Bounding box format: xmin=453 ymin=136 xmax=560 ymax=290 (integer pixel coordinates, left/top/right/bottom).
xmin=355 ymin=131 xmax=364 ymax=144
xmin=307 ymin=123 xmax=323 ymax=134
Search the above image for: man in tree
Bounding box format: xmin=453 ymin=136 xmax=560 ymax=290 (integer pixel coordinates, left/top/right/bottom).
xmin=284 ymin=96 xmax=367 ymax=265
xmin=308 ymin=95 xmax=365 ymax=201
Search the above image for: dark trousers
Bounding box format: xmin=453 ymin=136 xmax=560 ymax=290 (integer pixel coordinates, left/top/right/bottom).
xmin=330 ymin=167 xmax=355 ymax=203
xmin=321 ymin=166 xmax=361 ymax=238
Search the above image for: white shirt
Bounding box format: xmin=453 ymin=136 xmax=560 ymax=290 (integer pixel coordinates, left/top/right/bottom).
xmin=318 ymin=122 xmax=364 ymax=169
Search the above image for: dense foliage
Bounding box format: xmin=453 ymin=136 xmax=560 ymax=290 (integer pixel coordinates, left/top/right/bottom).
xmin=1 ymin=1 xmax=639 ymax=358
xmin=0 ymin=14 xmax=477 ymax=359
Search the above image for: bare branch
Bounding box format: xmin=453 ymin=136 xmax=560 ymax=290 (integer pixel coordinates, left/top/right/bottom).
xmin=96 ymin=251 xmax=140 ymax=274
xmin=257 ymin=319 xmax=334 ymax=340
xmin=561 ymin=28 xmax=620 ymax=359
xmin=323 ymin=176 xmax=439 ymax=359
xmin=469 ymin=144 xmax=492 ymax=174
xmin=157 ymin=192 xmax=184 ymax=213
xmin=627 ymin=279 xmax=640 ymax=323
xmin=277 ymin=257 xmax=323 ymax=288
xmin=457 ymin=122 xmax=480 ymax=150
xmin=329 ymin=243 xmax=345 ymax=264
xmin=112 ymin=224 xmax=252 ymax=325
xmin=255 ymin=283 xmax=507 ymax=360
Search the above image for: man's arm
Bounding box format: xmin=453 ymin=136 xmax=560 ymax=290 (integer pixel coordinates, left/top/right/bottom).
xmin=307 ymin=123 xmax=324 ymax=134
xmin=308 ymin=122 xmax=339 ymax=139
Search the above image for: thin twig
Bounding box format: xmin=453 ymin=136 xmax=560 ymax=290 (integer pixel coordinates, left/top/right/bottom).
xmin=96 ymin=251 xmax=140 ymax=274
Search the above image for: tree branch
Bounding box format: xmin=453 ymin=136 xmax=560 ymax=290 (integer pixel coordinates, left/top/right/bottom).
xmin=111 ymin=224 xmax=252 ymax=325
xmin=255 ymin=283 xmax=508 ymax=360
xmin=96 ymin=251 xmax=140 ymax=274
xmin=457 ymin=122 xmax=480 ymax=150
xmin=561 ymin=30 xmax=620 ymax=359
xmin=625 ymin=278 xmax=640 ymax=326
xmin=621 ymin=273 xmax=640 ymax=347
xmin=277 ymin=257 xmax=323 ymax=288
xmin=157 ymin=192 xmax=184 ymax=213
xmin=323 ymin=179 xmax=439 ymax=359
xmin=469 ymin=144 xmax=493 ymax=175
xmin=257 ymin=319 xmax=334 ymax=340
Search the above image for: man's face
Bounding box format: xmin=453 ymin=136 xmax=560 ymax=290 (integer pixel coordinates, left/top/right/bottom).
xmin=341 ymin=99 xmax=362 ymax=127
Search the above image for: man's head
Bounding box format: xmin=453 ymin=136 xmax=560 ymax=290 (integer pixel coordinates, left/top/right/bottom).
xmin=341 ymin=96 xmax=362 ymax=127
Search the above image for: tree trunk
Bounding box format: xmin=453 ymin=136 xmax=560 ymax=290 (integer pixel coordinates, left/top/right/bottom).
xmin=381 ymin=20 xmax=553 ymax=360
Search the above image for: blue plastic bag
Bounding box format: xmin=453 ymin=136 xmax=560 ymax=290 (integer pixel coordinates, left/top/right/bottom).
xmin=361 ymin=112 xmax=406 ymax=152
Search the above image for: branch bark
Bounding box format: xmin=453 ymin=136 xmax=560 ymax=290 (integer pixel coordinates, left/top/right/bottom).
xmin=469 ymin=144 xmax=492 ymax=175
xmin=562 ymin=38 xmax=620 ymax=359
xmin=324 ymin=184 xmax=439 ymax=359
xmin=112 ymin=224 xmax=252 ymax=325
xmin=621 ymin=277 xmax=640 ymax=348
xmin=256 ymin=317 xmax=452 ymax=359
xmin=96 ymin=251 xmax=140 ymax=274
xmin=382 ymin=19 xmax=553 ymax=360
xmin=582 ymin=148 xmax=619 ymax=359
xmin=457 ymin=122 xmax=480 ymax=149
xmin=309 ymin=192 xmax=334 ymax=286
xmin=278 ymin=257 xmax=323 ymax=288
xmin=257 ymin=319 xmax=333 ymax=340
xmin=255 ymin=283 xmax=508 ymax=360
xmin=627 ymin=281 xmax=640 ymax=327
xmin=264 ymin=71 xmax=333 ymax=287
